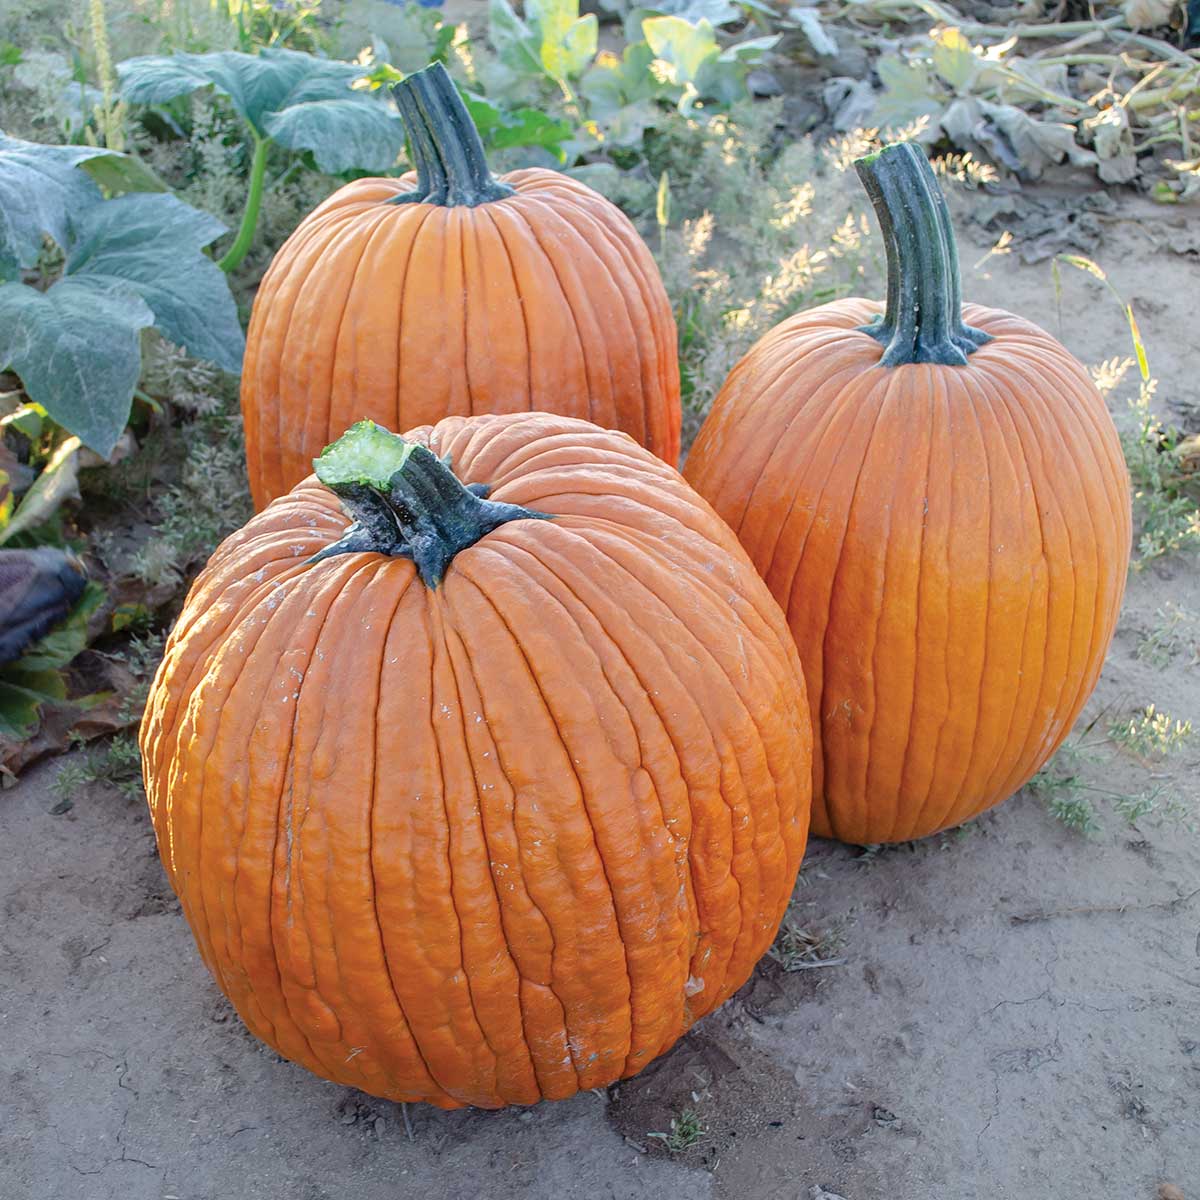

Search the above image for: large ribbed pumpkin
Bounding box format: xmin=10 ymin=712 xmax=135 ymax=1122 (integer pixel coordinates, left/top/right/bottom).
xmin=141 ymin=412 xmax=810 ymax=1108
xmin=685 ymin=143 xmax=1131 ymax=845
xmin=240 ymin=62 xmax=681 ymax=509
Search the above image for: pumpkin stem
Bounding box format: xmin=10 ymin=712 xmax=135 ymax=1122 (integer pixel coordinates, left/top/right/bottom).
xmin=854 ymin=142 xmax=991 ymax=367
xmin=389 ymin=62 xmax=515 ymax=208
xmin=310 ymin=421 xmax=549 ymax=587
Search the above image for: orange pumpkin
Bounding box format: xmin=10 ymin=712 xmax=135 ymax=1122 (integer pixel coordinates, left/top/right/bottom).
xmin=685 ymin=142 xmax=1131 ymax=845
xmin=141 ymin=412 xmax=810 ymax=1108
xmin=240 ymin=63 xmax=681 ymax=509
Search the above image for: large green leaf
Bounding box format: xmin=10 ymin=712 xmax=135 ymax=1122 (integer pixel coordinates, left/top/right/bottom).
xmin=0 ymin=437 xmax=80 ymax=547
xmin=489 ymin=0 xmax=546 ymax=80
xmin=0 ymin=132 xmax=108 ymax=280
xmin=0 ymin=278 xmax=153 ymax=458
xmin=66 ymin=193 xmax=245 ymax=374
xmin=119 ymin=48 xmax=359 ymax=132
xmin=874 ymin=56 xmax=945 ymax=129
xmin=642 ymin=17 xmax=777 ymax=108
xmin=461 ymin=92 xmax=572 ymax=157
xmin=78 ymin=152 xmax=171 ymax=196
xmin=528 ymin=0 xmax=598 ymax=81
xmin=263 ymin=98 xmax=405 ymax=172
xmin=643 ymin=15 xmax=719 ymax=83
xmin=581 ymin=42 xmax=668 ymax=117
xmin=118 ymin=48 xmax=400 ymax=170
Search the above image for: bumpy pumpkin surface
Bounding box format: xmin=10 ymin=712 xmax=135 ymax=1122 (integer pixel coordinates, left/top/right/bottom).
xmin=240 ymin=63 xmax=680 ymax=509
xmin=685 ymin=143 xmax=1131 ymax=845
xmin=141 ymin=412 xmax=810 ymax=1108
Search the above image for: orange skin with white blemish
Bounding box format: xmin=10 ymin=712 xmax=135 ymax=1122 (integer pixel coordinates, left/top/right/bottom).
xmin=240 ymin=170 xmax=682 ymax=510
xmin=685 ymin=299 xmax=1132 ymax=845
xmin=140 ymin=413 xmax=810 ymax=1108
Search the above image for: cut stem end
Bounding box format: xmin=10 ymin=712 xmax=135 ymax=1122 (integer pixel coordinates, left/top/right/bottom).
xmin=312 ymin=421 xmax=549 ymax=587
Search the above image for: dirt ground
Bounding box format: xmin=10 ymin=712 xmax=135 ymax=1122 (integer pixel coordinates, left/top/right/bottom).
xmin=2 ymin=205 xmax=1198 ymax=1200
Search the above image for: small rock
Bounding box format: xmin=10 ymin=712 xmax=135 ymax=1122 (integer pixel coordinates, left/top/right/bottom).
xmin=746 ymin=69 xmax=783 ymax=98
xmin=871 ymin=1105 xmax=902 ymax=1131
xmin=1158 ymin=1185 xmax=1185 ymax=1200
xmin=373 ymin=1117 xmax=386 ymax=1137
xmin=810 ymin=1188 xmax=850 ymax=1200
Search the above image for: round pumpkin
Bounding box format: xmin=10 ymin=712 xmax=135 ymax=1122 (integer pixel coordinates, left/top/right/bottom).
xmin=684 ymin=142 xmax=1131 ymax=845
xmin=240 ymin=62 xmax=681 ymax=510
xmin=141 ymin=412 xmax=810 ymax=1108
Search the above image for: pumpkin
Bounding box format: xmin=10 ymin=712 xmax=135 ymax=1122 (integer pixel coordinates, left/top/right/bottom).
xmin=684 ymin=142 xmax=1131 ymax=845
xmin=240 ymin=62 xmax=681 ymax=510
xmin=140 ymin=412 xmax=810 ymax=1108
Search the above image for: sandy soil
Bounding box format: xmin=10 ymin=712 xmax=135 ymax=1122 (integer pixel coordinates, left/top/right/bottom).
xmin=1 ymin=211 xmax=1198 ymax=1200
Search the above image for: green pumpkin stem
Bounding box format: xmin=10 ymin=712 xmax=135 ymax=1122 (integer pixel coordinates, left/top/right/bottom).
xmin=854 ymin=142 xmax=991 ymax=366
xmin=311 ymin=421 xmax=549 ymax=587
xmin=389 ymin=62 xmax=514 ymax=208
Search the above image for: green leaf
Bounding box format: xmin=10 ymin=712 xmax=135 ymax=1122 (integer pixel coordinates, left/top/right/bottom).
xmin=0 ymin=278 xmax=153 ymax=458
xmin=0 ymin=132 xmax=108 ymax=279
xmin=874 ymin=56 xmax=944 ymax=129
xmin=78 ymin=151 xmax=170 ymax=196
xmin=65 ymin=192 xmax=244 ymax=375
xmin=931 ymin=27 xmax=977 ymax=92
xmin=0 ymin=42 xmax=22 ymax=67
xmin=0 ymin=436 xmax=80 ymax=547
xmin=488 ymin=0 xmax=546 ymax=80
xmin=643 ymin=17 xmax=777 ymax=107
xmin=18 ymin=581 xmax=103 ymax=671
xmin=1126 ymin=305 xmax=1149 ymax=381
xmin=119 ymin=48 xmax=360 ymax=134
xmin=461 ymin=92 xmax=572 ymax=157
xmin=0 ymin=667 xmax=66 ymax=740
xmin=528 ymin=0 xmax=599 ymax=81
xmin=0 ymin=578 xmax=102 ymax=739
xmin=661 ymin=0 xmax=741 ymax=21
xmin=643 ymin=15 xmax=719 ymax=84
xmin=790 ymin=8 xmax=838 ymax=57
xmin=118 ymin=48 xmax=399 ymax=169
xmin=580 ymin=43 xmax=668 ymax=118
xmin=263 ymin=97 xmax=405 ymax=173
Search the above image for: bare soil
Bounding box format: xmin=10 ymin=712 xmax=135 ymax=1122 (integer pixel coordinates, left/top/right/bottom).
xmin=1 ymin=209 xmax=1198 ymax=1200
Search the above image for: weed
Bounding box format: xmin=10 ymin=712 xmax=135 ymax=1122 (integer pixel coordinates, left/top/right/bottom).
xmin=1136 ymin=602 xmax=1199 ymax=668
xmin=647 ymin=1106 xmax=705 ymax=1153
xmin=1108 ymin=705 xmax=1193 ymax=758
xmin=49 ymin=733 xmax=145 ymax=806
xmin=50 ymin=759 xmax=93 ymax=811
xmin=769 ymin=916 xmax=845 ymax=972
xmin=1113 ymin=786 xmax=1196 ymax=831
xmin=1034 ymin=714 xmax=1195 ymax=836
xmin=1120 ymin=378 xmax=1200 ymax=565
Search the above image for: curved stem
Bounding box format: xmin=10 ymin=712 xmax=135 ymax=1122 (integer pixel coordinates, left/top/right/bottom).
xmin=311 ymin=421 xmax=549 ymax=588
xmin=389 ymin=62 xmax=514 ymax=208
xmin=218 ymin=134 xmax=269 ymax=273
xmin=854 ymin=142 xmax=991 ymax=367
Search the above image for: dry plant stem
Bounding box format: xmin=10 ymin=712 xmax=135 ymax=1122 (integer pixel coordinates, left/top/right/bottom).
xmin=853 ymin=0 xmax=1199 ymax=67
xmin=1010 ymin=888 xmax=1200 ymax=925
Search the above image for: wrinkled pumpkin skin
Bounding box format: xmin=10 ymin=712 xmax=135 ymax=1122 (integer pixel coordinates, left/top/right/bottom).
xmin=141 ymin=413 xmax=810 ymax=1109
xmin=240 ymin=169 xmax=681 ymax=509
xmin=685 ymin=299 xmax=1131 ymax=844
